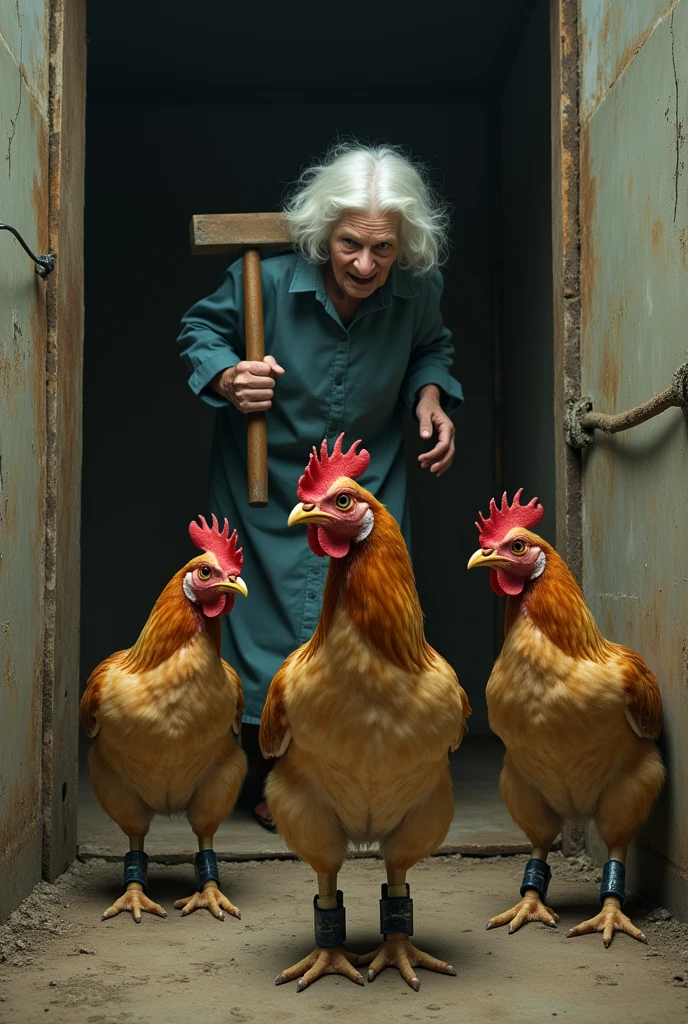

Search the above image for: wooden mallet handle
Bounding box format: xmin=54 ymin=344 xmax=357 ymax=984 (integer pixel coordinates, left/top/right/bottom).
xmin=243 ymin=249 xmax=268 ymax=507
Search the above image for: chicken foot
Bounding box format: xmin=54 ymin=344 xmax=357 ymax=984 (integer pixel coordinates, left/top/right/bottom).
xmin=174 ymin=837 xmax=241 ymax=920
xmin=361 ymin=868 xmax=455 ymax=991
xmin=486 ymin=845 xmax=558 ymax=933
xmin=102 ymin=839 xmax=166 ymax=923
xmin=567 ymin=846 xmax=647 ymax=948
xmin=275 ymin=872 xmax=364 ymax=992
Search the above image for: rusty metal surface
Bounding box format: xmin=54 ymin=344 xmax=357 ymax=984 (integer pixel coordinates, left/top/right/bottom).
xmin=550 ymin=0 xmax=583 ymax=583
xmin=580 ymin=0 xmax=688 ymax=916
xmin=41 ymin=0 xmax=86 ymax=883
xmin=0 ymin=0 xmax=49 ymax=921
xmin=580 ymin=0 xmax=680 ymax=124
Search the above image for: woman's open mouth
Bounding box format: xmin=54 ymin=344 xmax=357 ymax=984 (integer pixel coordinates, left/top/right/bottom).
xmin=347 ymin=272 xmax=377 ymax=286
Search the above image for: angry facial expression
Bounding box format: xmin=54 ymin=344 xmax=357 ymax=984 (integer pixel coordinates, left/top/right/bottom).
xmin=467 ymin=529 xmax=545 ymax=596
xmin=183 ymin=555 xmax=248 ymax=617
xmin=326 ymin=211 xmax=400 ymax=300
xmin=288 ymin=480 xmax=373 ymax=559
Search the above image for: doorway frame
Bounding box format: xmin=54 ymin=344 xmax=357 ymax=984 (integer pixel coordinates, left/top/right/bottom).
xmin=41 ymin=0 xmax=87 ymax=882
xmin=51 ymin=0 xmax=582 ymax=872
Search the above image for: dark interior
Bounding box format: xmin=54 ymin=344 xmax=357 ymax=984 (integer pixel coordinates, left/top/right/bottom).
xmin=80 ymin=0 xmax=554 ymax=760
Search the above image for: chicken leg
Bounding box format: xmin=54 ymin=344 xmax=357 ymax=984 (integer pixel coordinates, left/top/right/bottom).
xmin=359 ymin=866 xmax=456 ymax=991
xmin=275 ymin=872 xmax=364 ymax=992
xmin=486 ymin=844 xmax=559 ymax=933
xmin=567 ymin=845 xmax=647 ymax=947
xmin=174 ymin=837 xmax=241 ymax=920
xmin=101 ymin=838 xmax=167 ymax=923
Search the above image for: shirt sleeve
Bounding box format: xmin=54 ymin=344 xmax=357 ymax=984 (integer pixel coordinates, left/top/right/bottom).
xmin=400 ymin=269 xmax=464 ymax=416
xmin=177 ymin=260 xmax=246 ymax=409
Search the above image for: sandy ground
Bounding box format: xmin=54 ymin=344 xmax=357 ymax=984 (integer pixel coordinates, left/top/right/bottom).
xmin=1 ymin=852 xmax=687 ymax=1024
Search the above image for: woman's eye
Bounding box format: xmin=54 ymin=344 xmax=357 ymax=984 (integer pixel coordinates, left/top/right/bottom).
xmin=340 ymin=238 xmax=357 ymax=247
xmin=335 ymin=493 xmax=353 ymax=510
xmin=510 ymin=540 xmax=526 ymax=555
xmin=198 ymin=565 xmax=212 ymax=580
xmin=375 ymin=242 xmax=392 ymax=251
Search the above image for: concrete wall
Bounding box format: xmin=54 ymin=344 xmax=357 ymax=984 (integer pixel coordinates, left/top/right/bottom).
xmin=579 ymin=0 xmax=688 ymax=917
xmin=81 ymin=100 xmax=497 ymax=735
xmin=0 ymin=0 xmax=49 ymax=920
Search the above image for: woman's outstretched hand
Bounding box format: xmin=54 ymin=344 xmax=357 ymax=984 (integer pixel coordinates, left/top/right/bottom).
xmin=212 ymin=355 xmax=285 ymax=413
xmin=417 ymin=385 xmax=455 ymax=477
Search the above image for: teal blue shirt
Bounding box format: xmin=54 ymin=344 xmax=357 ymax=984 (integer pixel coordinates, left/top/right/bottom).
xmin=178 ymin=253 xmax=463 ymax=723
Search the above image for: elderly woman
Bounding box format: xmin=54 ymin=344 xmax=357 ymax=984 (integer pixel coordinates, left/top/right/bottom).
xmin=177 ymin=142 xmax=463 ymax=826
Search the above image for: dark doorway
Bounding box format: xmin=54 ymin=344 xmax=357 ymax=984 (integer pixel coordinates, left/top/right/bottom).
xmin=79 ymin=0 xmax=554 ymax=856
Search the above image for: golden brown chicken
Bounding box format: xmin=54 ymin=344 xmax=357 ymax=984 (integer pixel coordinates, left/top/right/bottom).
xmin=80 ymin=516 xmax=248 ymax=923
xmin=259 ymin=435 xmax=470 ymax=992
xmin=467 ymin=490 xmax=664 ymax=947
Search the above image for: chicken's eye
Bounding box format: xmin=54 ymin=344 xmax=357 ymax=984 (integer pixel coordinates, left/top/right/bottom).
xmin=335 ymin=493 xmax=353 ymax=511
xmin=198 ymin=565 xmax=212 ymax=580
xmin=510 ymin=539 xmax=527 ymax=555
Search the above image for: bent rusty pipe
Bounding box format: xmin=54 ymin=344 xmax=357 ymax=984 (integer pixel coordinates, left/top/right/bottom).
xmin=566 ymin=362 xmax=688 ymax=449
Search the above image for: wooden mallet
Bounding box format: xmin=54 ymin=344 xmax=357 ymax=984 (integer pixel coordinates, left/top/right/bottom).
xmin=190 ymin=212 xmax=292 ymax=508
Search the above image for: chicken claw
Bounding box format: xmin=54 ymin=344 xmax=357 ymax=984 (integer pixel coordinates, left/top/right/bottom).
xmin=567 ymin=899 xmax=647 ymax=948
xmin=276 ymin=947 xmax=363 ymax=992
xmin=486 ymin=894 xmax=559 ymax=933
xmin=360 ymin=933 xmax=456 ymax=991
xmin=174 ymin=885 xmax=241 ymax=920
xmin=102 ymin=889 xmax=167 ymax=924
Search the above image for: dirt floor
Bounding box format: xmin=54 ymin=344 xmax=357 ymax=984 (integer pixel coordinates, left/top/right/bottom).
xmin=1 ymin=851 xmax=687 ymax=1024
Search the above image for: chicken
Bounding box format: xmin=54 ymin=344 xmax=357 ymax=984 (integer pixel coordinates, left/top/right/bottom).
xmin=80 ymin=515 xmax=248 ymax=923
xmin=467 ymin=490 xmax=665 ymax=947
xmin=259 ymin=435 xmax=470 ymax=992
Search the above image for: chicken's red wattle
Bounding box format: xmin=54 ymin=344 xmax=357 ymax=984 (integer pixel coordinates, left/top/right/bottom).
xmin=491 ymin=569 xmax=526 ymax=597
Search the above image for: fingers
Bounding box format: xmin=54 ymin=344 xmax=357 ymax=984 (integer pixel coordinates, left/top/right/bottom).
xmin=231 ymin=359 xmax=283 ymax=413
xmin=418 ymin=413 xmax=455 ymax=478
xmin=173 ymin=897 xmax=190 ymax=909
xmin=264 ymin=354 xmax=285 ymax=374
xmin=418 ymin=407 xmax=434 ymax=441
xmin=603 ymin=918 xmax=615 ymax=948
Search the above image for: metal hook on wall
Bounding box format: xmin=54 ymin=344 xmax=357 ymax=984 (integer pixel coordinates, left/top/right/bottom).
xmin=565 ymin=362 xmax=688 ymax=448
xmin=0 ymin=222 xmax=55 ymax=278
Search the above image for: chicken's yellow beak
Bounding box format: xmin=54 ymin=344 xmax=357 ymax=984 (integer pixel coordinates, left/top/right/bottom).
xmin=467 ymin=548 xmax=511 ymax=571
xmin=213 ymin=576 xmax=248 ymax=598
xmin=288 ymin=502 xmax=337 ymax=528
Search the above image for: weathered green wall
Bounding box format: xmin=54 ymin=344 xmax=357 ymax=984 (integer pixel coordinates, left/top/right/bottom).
xmin=0 ymin=0 xmax=49 ymax=920
xmin=580 ymin=0 xmax=688 ymax=916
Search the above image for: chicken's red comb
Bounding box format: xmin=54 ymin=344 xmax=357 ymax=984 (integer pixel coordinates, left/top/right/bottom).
xmin=297 ymin=433 xmax=370 ymax=503
xmin=188 ymin=514 xmax=243 ymax=575
xmin=476 ymin=489 xmax=544 ymax=547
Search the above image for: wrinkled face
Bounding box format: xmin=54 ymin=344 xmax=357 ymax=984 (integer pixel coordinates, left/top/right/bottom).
xmin=327 ymin=211 xmax=400 ymax=300
xmin=183 ymin=554 xmax=248 ymax=617
xmin=288 ymin=479 xmax=373 ymax=559
xmin=467 ymin=529 xmax=545 ymax=597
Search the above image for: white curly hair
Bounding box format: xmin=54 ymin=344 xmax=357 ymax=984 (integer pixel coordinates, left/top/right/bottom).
xmin=282 ymin=141 xmax=450 ymax=275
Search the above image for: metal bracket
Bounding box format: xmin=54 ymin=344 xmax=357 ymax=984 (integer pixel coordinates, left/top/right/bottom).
xmin=565 ymin=361 xmax=688 ymax=449
xmin=1 ymin=222 xmax=55 ymax=278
